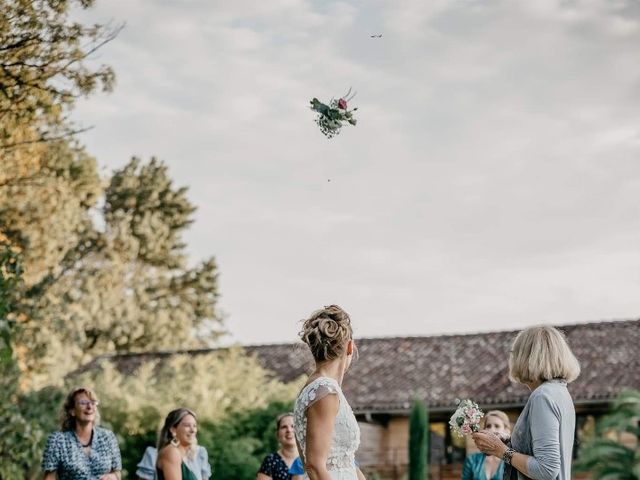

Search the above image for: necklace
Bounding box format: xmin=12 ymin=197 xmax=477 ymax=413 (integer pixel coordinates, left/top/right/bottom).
xmin=79 ymin=429 xmax=93 ymax=448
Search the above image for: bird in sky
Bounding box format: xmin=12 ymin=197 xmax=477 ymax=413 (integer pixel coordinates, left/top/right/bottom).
xmin=370 ymin=34 xmax=382 ymax=38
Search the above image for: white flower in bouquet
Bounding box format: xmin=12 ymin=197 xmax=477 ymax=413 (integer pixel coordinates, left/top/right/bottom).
xmin=449 ymin=399 xmax=484 ymax=437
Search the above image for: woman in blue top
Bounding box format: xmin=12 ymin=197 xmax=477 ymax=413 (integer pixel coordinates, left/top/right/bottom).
xmin=42 ymin=386 xmax=122 ymax=480
xmin=462 ymin=410 xmax=510 ymax=480
xmin=473 ymin=326 xmax=580 ymax=480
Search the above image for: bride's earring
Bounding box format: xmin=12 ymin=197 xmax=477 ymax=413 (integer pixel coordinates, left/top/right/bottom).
xmin=171 ymin=436 xmax=180 ymax=447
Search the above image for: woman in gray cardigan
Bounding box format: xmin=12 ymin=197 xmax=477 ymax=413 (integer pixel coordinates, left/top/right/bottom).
xmin=472 ymin=326 xmax=581 ymax=480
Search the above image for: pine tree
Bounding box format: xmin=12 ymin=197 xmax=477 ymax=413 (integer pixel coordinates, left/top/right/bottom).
xmin=409 ymin=398 xmax=429 ymax=480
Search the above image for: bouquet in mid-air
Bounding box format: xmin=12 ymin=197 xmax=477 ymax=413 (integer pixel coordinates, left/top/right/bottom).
xmin=309 ymin=88 xmax=358 ymax=139
xmin=449 ymin=398 xmax=484 ymax=437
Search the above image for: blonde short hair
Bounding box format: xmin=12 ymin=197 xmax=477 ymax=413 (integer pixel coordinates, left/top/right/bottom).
xmin=483 ymin=410 xmax=511 ymax=432
xmin=509 ymin=326 xmax=580 ymax=384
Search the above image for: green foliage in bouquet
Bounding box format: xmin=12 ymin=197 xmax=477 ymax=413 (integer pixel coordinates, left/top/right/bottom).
xmin=310 ymin=89 xmax=358 ymax=139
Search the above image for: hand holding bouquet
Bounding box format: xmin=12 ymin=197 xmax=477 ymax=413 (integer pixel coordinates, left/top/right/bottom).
xmin=449 ymin=399 xmax=484 ymax=437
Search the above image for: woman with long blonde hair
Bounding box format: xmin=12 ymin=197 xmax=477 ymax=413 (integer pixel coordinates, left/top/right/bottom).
xmin=156 ymin=408 xmax=210 ymax=480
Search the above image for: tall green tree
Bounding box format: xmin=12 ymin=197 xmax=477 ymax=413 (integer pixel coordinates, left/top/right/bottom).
xmin=0 ymin=243 xmax=34 ymax=479
xmin=1 ymin=140 xmax=105 ymax=387
xmin=575 ymin=389 xmax=640 ymax=479
xmin=409 ymin=398 xmax=429 ymax=480
xmin=0 ymin=0 xmax=119 ymax=151
xmin=73 ymin=351 xmax=302 ymax=478
xmin=15 ymin=157 xmax=222 ymax=388
xmin=0 ymin=242 xmax=63 ymax=480
xmin=0 ymin=0 xmax=223 ymax=389
xmin=0 ymin=2 xmax=248 ymax=478
xmin=0 ymin=141 xmax=102 ymax=287
xmin=1 ymin=0 xmax=118 ymax=286
xmin=0 ymin=238 xmax=21 ymax=363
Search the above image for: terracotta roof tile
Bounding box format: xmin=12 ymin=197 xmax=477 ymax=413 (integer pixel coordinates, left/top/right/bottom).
xmin=79 ymin=319 xmax=639 ymax=413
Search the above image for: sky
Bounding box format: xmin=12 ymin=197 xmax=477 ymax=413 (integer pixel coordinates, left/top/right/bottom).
xmin=72 ymin=0 xmax=640 ymax=346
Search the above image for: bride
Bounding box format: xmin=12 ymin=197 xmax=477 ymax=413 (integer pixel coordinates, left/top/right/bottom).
xmin=293 ymin=305 xmax=366 ymax=480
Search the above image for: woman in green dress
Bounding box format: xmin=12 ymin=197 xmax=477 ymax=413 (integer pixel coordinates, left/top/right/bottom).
xmin=156 ymin=408 xmax=201 ymax=480
xmin=462 ymin=410 xmax=510 ymax=480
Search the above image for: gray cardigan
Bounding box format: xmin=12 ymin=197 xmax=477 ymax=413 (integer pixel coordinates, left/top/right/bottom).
xmin=510 ymin=380 xmax=575 ymax=480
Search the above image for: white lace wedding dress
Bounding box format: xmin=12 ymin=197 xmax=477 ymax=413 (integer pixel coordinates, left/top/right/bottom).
xmin=294 ymin=376 xmax=360 ymax=479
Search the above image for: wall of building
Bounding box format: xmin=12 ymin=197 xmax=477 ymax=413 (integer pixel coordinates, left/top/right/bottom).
xmin=357 ymin=421 xmax=385 ymax=468
xmin=383 ymin=417 xmax=410 ymax=467
xmin=358 ymin=408 xmax=606 ymax=480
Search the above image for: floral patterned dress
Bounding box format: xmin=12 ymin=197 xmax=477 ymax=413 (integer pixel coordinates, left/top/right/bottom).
xmin=42 ymin=427 xmax=121 ymax=480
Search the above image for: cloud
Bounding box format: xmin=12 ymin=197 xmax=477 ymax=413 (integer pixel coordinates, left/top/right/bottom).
xmin=71 ymin=0 xmax=640 ymax=344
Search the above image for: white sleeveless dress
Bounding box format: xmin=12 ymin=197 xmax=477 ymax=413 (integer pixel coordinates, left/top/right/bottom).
xmin=293 ymin=376 xmax=360 ymax=479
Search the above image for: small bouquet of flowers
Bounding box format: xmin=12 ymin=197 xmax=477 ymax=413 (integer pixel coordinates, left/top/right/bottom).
xmin=449 ymin=398 xmax=484 ymax=437
xmin=309 ymin=88 xmax=358 ymax=139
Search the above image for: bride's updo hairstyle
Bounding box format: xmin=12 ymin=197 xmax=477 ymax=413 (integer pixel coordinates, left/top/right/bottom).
xmin=300 ymin=304 xmax=353 ymax=362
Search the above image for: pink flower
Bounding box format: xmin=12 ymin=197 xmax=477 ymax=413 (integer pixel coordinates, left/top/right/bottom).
xmin=338 ymin=98 xmax=348 ymax=109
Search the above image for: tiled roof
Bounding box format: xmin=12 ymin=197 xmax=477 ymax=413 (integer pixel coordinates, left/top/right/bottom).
xmin=81 ymin=319 xmax=639 ymax=413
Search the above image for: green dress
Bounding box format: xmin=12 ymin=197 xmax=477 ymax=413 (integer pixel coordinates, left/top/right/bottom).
xmin=157 ymin=461 xmax=198 ymax=480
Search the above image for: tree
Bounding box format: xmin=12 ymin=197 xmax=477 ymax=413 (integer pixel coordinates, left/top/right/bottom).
xmin=72 ymin=350 xmax=303 ymax=478
xmin=0 ymin=140 xmax=102 ymax=286
xmin=1 ymin=0 xmax=115 ymax=283
xmin=105 ymin=158 xmax=196 ymax=269
xmin=1 ymin=3 xmax=112 ymax=380
xmin=0 ymin=240 xmax=64 ymax=480
xmin=409 ymin=398 xmax=429 ymax=480
xmin=15 ymin=157 xmax=223 ymax=389
xmin=0 ymin=236 xmax=22 ymax=363
xmin=575 ymin=389 xmax=640 ymax=479
xmin=1 ymin=139 xmax=106 ymax=387
xmin=0 ymin=0 xmax=119 ymax=151
xmin=202 ymin=399 xmax=295 ymax=480
xmin=0 ymin=3 xmax=238 ymax=478
xmin=74 ymin=348 xmax=301 ymax=435
xmin=0 ymin=0 xmax=222 ymax=390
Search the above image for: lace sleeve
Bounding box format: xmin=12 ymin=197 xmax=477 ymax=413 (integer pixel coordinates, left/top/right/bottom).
xmin=304 ymin=380 xmax=339 ymax=411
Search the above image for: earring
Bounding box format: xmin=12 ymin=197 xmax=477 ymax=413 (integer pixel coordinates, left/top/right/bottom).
xmin=171 ymin=436 xmax=180 ymax=447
